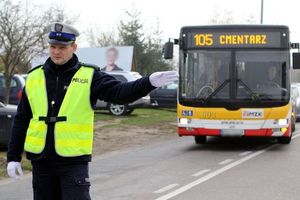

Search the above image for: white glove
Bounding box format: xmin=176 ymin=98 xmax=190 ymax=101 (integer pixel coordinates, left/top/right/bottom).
xmin=149 ymin=71 xmax=178 ymax=87
xmin=7 ymin=161 xmax=23 ymax=179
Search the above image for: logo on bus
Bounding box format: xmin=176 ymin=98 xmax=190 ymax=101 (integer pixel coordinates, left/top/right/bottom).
xmin=242 ymin=109 xmax=264 ymax=118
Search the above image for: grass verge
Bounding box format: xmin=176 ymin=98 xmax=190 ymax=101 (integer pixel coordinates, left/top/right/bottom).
xmin=95 ymin=108 xmax=176 ymax=128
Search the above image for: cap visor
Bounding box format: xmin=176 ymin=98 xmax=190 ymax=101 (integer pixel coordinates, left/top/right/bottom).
xmin=48 ymin=39 xmax=73 ymax=45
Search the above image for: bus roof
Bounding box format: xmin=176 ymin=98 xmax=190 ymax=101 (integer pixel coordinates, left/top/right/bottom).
xmin=180 ymin=24 xmax=289 ymax=31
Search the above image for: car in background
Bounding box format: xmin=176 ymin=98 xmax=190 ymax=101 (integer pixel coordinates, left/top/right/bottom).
xmin=150 ymin=82 xmax=177 ymax=108
xmin=95 ymin=71 xmax=150 ymax=115
xmin=0 ymin=74 xmax=25 ymax=105
xmin=292 ymin=83 xmax=300 ymax=121
xmin=0 ymin=101 xmax=17 ymax=147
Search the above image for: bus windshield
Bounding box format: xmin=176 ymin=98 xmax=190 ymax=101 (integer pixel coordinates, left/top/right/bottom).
xmin=180 ymin=50 xmax=231 ymax=100
xmin=180 ymin=50 xmax=290 ymax=106
xmin=236 ymin=50 xmax=289 ymax=100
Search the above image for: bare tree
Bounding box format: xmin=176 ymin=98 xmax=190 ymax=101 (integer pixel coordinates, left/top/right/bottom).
xmin=42 ymin=5 xmax=79 ymax=26
xmin=0 ymin=0 xmax=77 ymax=104
xmin=209 ymin=7 xmax=235 ymax=24
xmin=0 ymin=61 xmax=3 ymax=72
xmin=87 ymin=27 xmax=119 ymax=47
xmin=244 ymin=15 xmax=257 ymax=24
xmin=209 ymin=5 xmax=257 ymax=24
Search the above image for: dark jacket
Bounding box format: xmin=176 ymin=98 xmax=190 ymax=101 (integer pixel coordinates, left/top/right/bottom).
xmin=7 ymin=54 xmax=155 ymax=163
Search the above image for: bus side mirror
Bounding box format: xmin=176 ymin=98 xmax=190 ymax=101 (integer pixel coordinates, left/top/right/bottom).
xmin=293 ymin=53 xmax=300 ymax=69
xmin=163 ymin=42 xmax=174 ymax=59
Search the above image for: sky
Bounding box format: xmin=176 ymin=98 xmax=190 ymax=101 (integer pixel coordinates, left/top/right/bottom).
xmin=29 ymin=0 xmax=300 ymax=47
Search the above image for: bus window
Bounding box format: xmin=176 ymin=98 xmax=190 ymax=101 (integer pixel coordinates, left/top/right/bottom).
xmin=180 ymin=50 xmax=230 ymax=100
xmin=236 ymin=51 xmax=289 ymax=100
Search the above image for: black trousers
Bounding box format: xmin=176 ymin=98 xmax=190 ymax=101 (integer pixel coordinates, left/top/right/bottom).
xmin=31 ymin=160 xmax=91 ymax=200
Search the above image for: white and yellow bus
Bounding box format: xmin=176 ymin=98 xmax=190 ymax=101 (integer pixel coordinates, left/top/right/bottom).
xmin=164 ymin=25 xmax=300 ymax=144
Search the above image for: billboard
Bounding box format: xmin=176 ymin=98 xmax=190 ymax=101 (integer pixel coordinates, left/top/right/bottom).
xmin=76 ymin=46 xmax=134 ymax=71
xmin=31 ymin=46 xmax=135 ymax=71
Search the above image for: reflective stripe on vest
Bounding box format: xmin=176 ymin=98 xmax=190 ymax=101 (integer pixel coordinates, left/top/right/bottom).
xmin=24 ymin=66 xmax=94 ymax=157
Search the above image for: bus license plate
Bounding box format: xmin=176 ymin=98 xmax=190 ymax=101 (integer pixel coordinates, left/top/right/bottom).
xmin=221 ymin=129 xmax=244 ymax=137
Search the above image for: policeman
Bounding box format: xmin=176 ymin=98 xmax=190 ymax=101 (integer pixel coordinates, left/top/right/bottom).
xmin=6 ymin=22 xmax=177 ymax=200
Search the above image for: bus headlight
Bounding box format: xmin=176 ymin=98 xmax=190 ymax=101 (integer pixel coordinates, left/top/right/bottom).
xmin=179 ymin=118 xmax=191 ymax=125
xmin=278 ymin=119 xmax=288 ymax=126
xmin=280 ymin=127 xmax=288 ymax=133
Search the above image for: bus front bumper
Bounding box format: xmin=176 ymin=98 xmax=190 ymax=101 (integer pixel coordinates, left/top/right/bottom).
xmin=178 ymin=125 xmax=291 ymax=138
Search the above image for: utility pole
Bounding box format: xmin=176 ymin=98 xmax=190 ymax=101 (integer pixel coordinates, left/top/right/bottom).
xmin=260 ymin=0 xmax=264 ymax=24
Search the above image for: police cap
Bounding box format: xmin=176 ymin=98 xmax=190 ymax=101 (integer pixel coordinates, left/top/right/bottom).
xmin=46 ymin=22 xmax=80 ymax=45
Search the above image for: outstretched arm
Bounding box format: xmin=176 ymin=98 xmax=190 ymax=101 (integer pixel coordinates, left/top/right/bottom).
xmin=90 ymin=71 xmax=178 ymax=105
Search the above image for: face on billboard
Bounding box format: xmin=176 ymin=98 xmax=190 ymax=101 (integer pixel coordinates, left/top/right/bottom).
xmin=106 ymin=48 xmax=119 ymax=65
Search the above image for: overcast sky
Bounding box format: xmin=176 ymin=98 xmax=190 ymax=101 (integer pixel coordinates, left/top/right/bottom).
xmin=30 ymin=0 xmax=299 ymax=47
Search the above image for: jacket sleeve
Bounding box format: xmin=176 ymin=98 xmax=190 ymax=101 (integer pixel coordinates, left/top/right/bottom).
xmin=90 ymin=71 xmax=156 ymax=104
xmin=7 ymin=88 xmax=32 ymax=162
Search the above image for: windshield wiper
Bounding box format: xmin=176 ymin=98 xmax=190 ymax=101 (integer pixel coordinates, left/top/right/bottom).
xmin=201 ymin=79 xmax=267 ymax=103
xmin=237 ymin=79 xmax=261 ymax=102
xmin=203 ymin=79 xmax=230 ymax=103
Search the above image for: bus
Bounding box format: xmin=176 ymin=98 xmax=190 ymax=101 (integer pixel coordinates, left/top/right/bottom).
xmin=164 ymin=25 xmax=300 ymax=144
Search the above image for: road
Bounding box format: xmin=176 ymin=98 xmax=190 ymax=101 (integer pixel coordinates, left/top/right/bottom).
xmin=1 ymin=124 xmax=300 ymax=200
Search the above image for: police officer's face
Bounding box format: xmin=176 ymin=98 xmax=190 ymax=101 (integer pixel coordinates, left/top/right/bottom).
xmin=49 ymin=43 xmax=77 ymax=65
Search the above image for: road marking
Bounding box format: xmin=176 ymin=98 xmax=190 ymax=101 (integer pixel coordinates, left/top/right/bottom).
xmin=292 ymin=132 xmax=300 ymax=139
xmin=192 ymin=169 xmax=211 ymax=177
xmin=154 ymin=184 xmax=179 ymax=194
xmin=154 ymin=132 xmax=300 ymax=200
xmin=155 ymin=146 xmax=276 ymax=200
xmin=239 ymin=151 xmax=252 ymax=156
xmin=218 ymin=159 xmax=233 ymax=165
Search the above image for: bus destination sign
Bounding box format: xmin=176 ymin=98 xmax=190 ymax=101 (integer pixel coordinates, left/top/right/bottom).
xmin=187 ymin=31 xmax=284 ymax=48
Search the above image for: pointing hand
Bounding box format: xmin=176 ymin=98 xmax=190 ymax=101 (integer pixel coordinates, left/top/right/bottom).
xmin=149 ymin=71 xmax=178 ymax=87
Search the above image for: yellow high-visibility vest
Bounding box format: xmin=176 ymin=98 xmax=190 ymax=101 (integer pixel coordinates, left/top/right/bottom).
xmin=24 ymin=66 xmax=94 ymax=157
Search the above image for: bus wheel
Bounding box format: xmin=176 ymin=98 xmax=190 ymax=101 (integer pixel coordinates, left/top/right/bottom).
xmin=277 ymin=136 xmax=292 ymax=144
xmin=195 ymin=136 xmax=206 ymax=144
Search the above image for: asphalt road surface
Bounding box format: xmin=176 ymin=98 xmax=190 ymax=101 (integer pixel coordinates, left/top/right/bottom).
xmin=1 ymin=124 xmax=300 ymax=200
